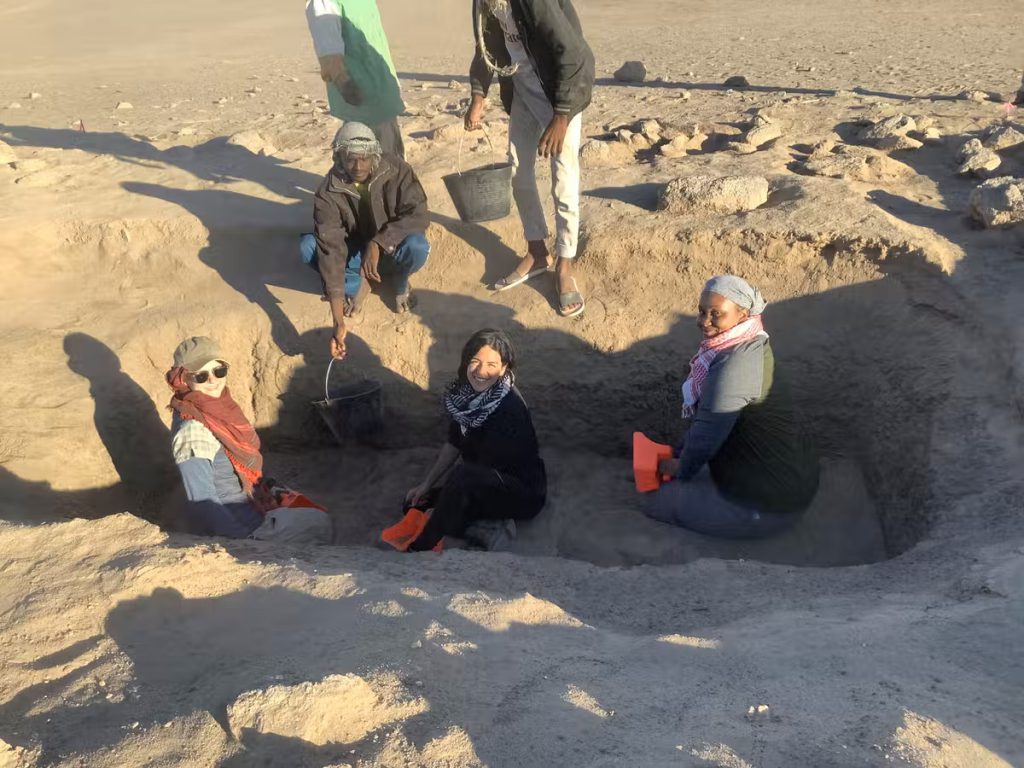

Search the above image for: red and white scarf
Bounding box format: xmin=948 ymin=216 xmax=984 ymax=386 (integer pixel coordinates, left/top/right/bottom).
xmin=681 ymin=316 xmax=768 ymax=418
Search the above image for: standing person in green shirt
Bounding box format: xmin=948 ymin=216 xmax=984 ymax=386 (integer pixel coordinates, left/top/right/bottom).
xmin=305 ymin=0 xmax=406 ymax=157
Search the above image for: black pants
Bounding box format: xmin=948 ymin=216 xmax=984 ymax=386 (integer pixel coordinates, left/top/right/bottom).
xmin=408 ymin=462 xmax=544 ymax=551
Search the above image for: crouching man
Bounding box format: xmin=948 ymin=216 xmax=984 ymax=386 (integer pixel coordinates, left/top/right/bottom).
xmin=300 ymin=122 xmax=430 ymax=359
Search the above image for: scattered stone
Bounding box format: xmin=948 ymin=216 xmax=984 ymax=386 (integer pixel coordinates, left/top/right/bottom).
xmin=658 ymin=174 xmax=769 ymax=215
xmin=957 ymin=139 xmax=1001 ymax=177
xmin=730 ymin=142 xmax=759 ymax=155
xmin=177 ymin=127 xmax=197 ymax=136
xmin=639 ymin=119 xmax=662 ymax=142
xmin=614 ymin=129 xmax=633 ymax=143
xmin=614 ymin=61 xmax=647 ymax=83
xmin=447 ymin=80 xmax=461 ymax=90
xmin=922 ymin=127 xmax=942 ymax=141
xmin=286 ymin=76 xmax=300 ymax=82
xmin=580 ymin=139 xmax=634 ymax=168
xmin=959 ymin=90 xmax=989 ymax=103
xmin=723 ymin=75 xmax=750 ymax=88
xmin=983 ymin=124 xmax=1024 ymax=152
xmin=795 ymin=65 xmax=816 ymax=72
xmin=7 ymin=102 xmax=21 ymax=109
xmin=628 ymin=133 xmax=654 ymax=150
xmin=226 ymin=130 xmax=276 ymax=156
xmin=742 ymin=115 xmax=783 ymax=148
xmin=969 ymin=176 xmax=1024 ymax=227
xmin=659 ymin=129 xmax=708 ymax=158
xmin=28 ymin=92 xmax=41 ymax=100
xmin=858 ymin=114 xmax=922 ymax=151
xmin=215 ymin=97 xmax=228 ymax=105
xmin=115 ymin=101 xmax=133 ymax=110
xmin=799 ymin=144 xmax=911 ymax=182
xmin=429 ymin=123 xmax=463 ymax=142
xmin=679 ymin=90 xmax=691 ymax=101
xmin=418 ymin=83 xmax=429 ymax=90
xmin=0 ymin=140 xmax=17 ymax=165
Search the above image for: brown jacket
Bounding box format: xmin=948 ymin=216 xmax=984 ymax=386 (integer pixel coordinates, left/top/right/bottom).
xmin=312 ymin=154 xmax=429 ymax=298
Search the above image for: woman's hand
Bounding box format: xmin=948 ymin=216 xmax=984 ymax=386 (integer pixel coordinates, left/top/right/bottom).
xmin=658 ymin=458 xmax=680 ymax=478
xmin=406 ymin=482 xmax=430 ymax=507
xmin=464 ymin=95 xmax=487 ymax=131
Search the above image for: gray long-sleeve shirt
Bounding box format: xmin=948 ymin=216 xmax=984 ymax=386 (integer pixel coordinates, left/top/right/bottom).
xmin=676 ymin=336 xmax=819 ymax=514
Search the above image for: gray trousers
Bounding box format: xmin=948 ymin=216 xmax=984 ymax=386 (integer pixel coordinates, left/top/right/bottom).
xmin=372 ymin=118 xmax=405 ymax=159
xmin=507 ymin=69 xmax=583 ymax=260
xmin=646 ymin=467 xmax=799 ymax=539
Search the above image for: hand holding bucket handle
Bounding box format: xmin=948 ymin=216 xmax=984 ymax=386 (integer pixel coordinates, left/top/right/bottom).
xmin=456 ymin=122 xmax=498 ymax=176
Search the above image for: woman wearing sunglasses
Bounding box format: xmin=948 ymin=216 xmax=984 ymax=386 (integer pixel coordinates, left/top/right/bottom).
xmin=165 ymin=336 xmax=267 ymax=538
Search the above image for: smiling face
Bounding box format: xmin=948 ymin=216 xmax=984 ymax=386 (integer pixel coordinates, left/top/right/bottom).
xmin=465 ymin=344 xmax=508 ymax=393
xmin=696 ymin=291 xmax=750 ymax=339
xmin=187 ymin=359 xmax=228 ymax=398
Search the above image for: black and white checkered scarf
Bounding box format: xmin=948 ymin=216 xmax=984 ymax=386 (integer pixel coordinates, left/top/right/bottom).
xmin=444 ymin=372 xmax=514 ymax=434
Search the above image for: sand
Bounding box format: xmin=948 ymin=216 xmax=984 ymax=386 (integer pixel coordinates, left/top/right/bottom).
xmin=1 ymin=0 xmax=1024 ymax=766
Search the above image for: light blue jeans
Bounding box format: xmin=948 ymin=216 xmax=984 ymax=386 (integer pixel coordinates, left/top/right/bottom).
xmin=299 ymin=232 xmax=429 ymax=296
xmin=645 ymin=467 xmax=799 ymax=539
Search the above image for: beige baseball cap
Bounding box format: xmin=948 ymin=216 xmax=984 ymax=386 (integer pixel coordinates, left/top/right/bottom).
xmin=172 ymin=336 xmax=226 ymax=371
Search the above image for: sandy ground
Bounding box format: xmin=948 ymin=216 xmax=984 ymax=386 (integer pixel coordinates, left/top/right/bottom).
xmin=2 ymin=0 xmax=1024 ymax=766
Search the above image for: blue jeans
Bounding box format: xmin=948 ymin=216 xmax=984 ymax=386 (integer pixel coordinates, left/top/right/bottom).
xmin=299 ymin=232 xmax=429 ymax=297
xmin=645 ymin=467 xmax=799 ymax=539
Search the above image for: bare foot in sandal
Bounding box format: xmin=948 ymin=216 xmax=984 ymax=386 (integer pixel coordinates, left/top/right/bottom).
xmin=344 ymin=280 xmax=371 ymax=317
xmin=555 ymin=257 xmax=584 ymax=317
xmin=492 ymin=241 xmax=553 ymax=292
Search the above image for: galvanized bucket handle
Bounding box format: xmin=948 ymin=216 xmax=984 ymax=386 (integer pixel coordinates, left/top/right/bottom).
xmin=324 ymin=357 xmax=337 ymax=402
xmin=457 ymin=123 xmax=498 ymax=175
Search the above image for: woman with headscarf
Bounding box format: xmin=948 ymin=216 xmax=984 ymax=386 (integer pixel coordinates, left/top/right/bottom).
xmin=396 ymin=328 xmax=546 ymax=552
xmin=649 ymin=276 xmax=819 ymax=538
xmin=166 ymin=336 xmax=330 ymax=542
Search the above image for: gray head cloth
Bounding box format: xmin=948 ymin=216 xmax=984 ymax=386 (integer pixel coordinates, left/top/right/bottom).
xmin=703 ymin=275 xmax=767 ymax=315
xmin=332 ymin=122 xmax=381 ymax=156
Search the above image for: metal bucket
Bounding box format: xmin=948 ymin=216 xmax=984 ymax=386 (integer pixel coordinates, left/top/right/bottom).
xmin=312 ymin=358 xmax=383 ymax=445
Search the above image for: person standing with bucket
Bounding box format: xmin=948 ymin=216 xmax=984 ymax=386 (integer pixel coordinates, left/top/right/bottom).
xmin=464 ymin=0 xmax=594 ymax=318
xmin=300 ymin=122 xmax=430 ymax=359
xmin=304 ymin=0 xmax=406 ymax=157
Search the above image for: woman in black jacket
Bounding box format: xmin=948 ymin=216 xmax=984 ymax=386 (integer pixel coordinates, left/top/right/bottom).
xmin=405 ymin=329 xmax=546 ymax=551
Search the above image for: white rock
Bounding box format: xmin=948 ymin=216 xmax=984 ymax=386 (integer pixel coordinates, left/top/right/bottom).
xmin=800 ymin=144 xmax=910 ymax=182
xmin=429 ymin=123 xmax=462 ymax=142
xmin=679 ymin=90 xmax=691 ymax=101
xmin=744 ymin=119 xmax=783 ymax=148
xmin=115 ymin=101 xmax=133 ymax=110
xmin=28 ymin=92 xmax=41 ymax=100
xmin=7 ymin=102 xmax=21 ymax=109
xmin=983 ymin=124 xmax=1024 ymax=151
xmin=0 ymin=140 xmax=17 ymax=165
xmin=969 ymin=176 xmax=1024 ymax=227
xmin=659 ymin=132 xmax=706 ymax=158
xmin=958 ymin=147 xmax=1002 ymax=178
xmin=177 ymin=127 xmax=197 ymax=136
xmin=614 ymin=61 xmax=647 ymax=83
xmin=859 ymin=114 xmax=922 ymax=151
xmin=959 ymin=90 xmax=988 ymax=103
xmin=447 ymin=80 xmax=461 ymax=90
xmin=226 ymin=130 xmax=273 ymax=155
xmin=580 ymin=139 xmax=634 ymax=168
xmin=658 ymin=174 xmax=769 ymax=215
xmin=639 ymin=119 xmax=662 ymax=141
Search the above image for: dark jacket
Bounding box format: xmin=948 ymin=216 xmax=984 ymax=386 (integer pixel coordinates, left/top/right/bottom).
xmin=312 ymin=154 xmax=429 ymax=298
xmin=447 ymin=387 xmax=547 ymax=502
xmin=469 ymin=0 xmax=594 ymax=118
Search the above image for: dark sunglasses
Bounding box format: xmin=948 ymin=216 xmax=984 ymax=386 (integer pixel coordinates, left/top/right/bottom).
xmin=189 ymin=364 xmax=229 ymax=384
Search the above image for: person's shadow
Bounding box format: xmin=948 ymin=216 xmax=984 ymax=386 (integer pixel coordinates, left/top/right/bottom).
xmin=62 ymin=333 xmax=179 ymax=527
